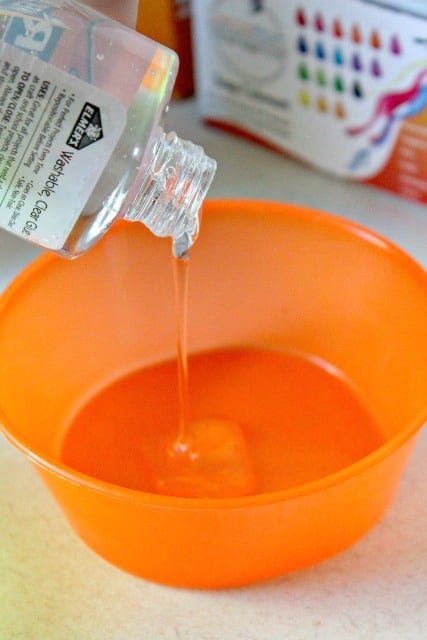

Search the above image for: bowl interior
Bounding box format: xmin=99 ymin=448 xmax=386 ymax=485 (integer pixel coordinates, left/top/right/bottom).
xmin=0 ymin=200 xmax=426 ymax=498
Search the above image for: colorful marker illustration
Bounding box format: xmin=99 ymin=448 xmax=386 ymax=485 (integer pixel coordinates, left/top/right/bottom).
xmin=347 ymin=68 xmax=427 ymax=137
xmin=347 ymin=66 xmax=427 ymax=169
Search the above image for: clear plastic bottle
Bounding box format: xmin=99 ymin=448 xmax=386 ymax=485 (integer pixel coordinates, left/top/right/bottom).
xmin=0 ymin=0 xmax=216 ymax=258
xmin=79 ymin=1 xmax=138 ymax=28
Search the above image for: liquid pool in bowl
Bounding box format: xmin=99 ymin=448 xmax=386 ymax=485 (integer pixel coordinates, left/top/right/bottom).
xmin=0 ymin=200 xmax=426 ymax=588
xmin=60 ymin=347 xmax=384 ymax=496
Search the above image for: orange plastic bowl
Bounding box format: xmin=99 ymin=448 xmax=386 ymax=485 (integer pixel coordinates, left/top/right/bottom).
xmin=0 ymin=200 xmax=426 ymax=588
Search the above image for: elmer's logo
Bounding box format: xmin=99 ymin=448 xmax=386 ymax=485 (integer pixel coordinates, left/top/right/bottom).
xmin=66 ymin=103 xmax=103 ymax=150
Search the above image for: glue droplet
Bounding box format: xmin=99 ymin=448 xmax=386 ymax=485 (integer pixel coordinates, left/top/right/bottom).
xmin=152 ymin=418 xmax=257 ymax=498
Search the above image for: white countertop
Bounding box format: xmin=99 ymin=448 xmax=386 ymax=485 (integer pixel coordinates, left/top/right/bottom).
xmin=1 ymin=99 xmax=426 ymax=640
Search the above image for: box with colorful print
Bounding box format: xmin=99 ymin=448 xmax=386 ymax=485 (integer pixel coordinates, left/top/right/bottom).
xmin=192 ymin=0 xmax=427 ymax=204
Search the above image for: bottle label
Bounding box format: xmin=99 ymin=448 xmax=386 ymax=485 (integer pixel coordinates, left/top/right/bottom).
xmin=0 ymin=42 xmax=126 ymax=249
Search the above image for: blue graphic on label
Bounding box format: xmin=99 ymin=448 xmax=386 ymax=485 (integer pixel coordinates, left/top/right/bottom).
xmin=3 ymin=14 xmax=64 ymax=61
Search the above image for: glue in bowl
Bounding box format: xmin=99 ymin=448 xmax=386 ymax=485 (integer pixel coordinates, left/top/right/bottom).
xmin=0 ymin=200 xmax=426 ymax=588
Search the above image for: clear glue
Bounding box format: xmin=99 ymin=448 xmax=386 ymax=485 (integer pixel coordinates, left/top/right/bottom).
xmin=0 ymin=0 xmax=216 ymax=258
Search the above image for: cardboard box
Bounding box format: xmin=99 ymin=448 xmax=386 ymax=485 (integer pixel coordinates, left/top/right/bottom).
xmin=192 ymin=0 xmax=427 ymax=204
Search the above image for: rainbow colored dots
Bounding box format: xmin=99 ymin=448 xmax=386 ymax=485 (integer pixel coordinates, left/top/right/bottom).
xmin=293 ymin=7 xmax=390 ymax=110
xmin=353 ymin=80 xmax=363 ymax=99
xmin=315 ymin=68 xmax=327 ymax=86
xmin=316 ymin=95 xmax=328 ymax=113
xmin=390 ymin=34 xmax=402 ymax=54
xmin=296 ymin=7 xmax=307 ymax=26
xmin=298 ymin=62 xmax=310 ymax=80
xmin=314 ymin=12 xmax=325 ymax=31
xmin=297 ymin=89 xmax=349 ymax=120
xmin=335 ymin=101 xmax=346 ymax=119
xmin=333 ymin=47 xmax=344 ymax=67
xmin=351 ymin=24 xmax=362 ymax=44
xmin=371 ymin=58 xmax=382 ymax=77
xmin=332 ymin=18 xmax=343 ymax=38
xmin=294 ymin=8 xmax=402 ymax=61
xmin=333 ymin=47 xmax=344 ymax=66
xmin=315 ymin=41 xmax=326 ymax=60
xmin=297 ymin=35 xmax=309 ymax=54
xmin=370 ymin=29 xmax=381 ymax=49
xmin=352 ymin=52 xmax=363 ymax=72
xmin=298 ymin=89 xmax=311 ymax=107
xmin=334 ymin=75 xmax=345 ymax=92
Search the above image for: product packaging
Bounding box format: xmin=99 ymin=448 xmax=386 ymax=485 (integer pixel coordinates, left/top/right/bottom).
xmin=0 ymin=0 xmax=215 ymax=258
xmin=192 ymin=0 xmax=427 ymax=204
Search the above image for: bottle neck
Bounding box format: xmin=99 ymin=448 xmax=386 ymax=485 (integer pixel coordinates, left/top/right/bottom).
xmin=124 ymin=130 xmax=216 ymax=257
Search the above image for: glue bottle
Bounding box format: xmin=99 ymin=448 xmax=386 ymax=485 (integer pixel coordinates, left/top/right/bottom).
xmin=0 ymin=0 xmax=215 ymax=258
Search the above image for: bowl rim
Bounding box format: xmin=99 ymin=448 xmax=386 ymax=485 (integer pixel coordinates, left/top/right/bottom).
xmin=1 ymin=199 xmax=426 ymax=509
